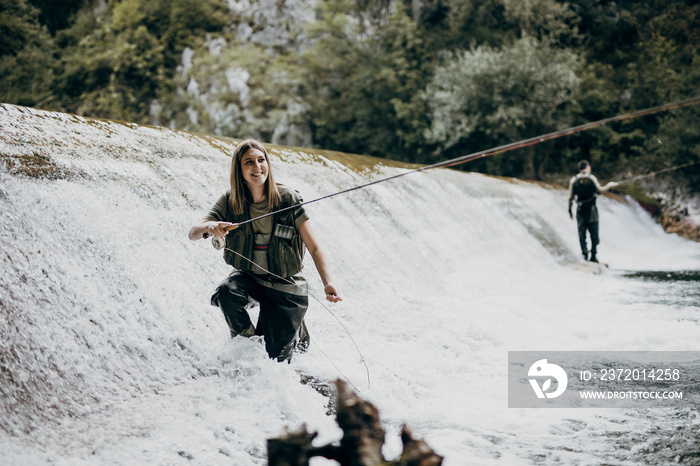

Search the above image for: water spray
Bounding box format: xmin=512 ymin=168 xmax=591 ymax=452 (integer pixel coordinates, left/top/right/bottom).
xmin=217 ymin=242 xmax=371 ymax=392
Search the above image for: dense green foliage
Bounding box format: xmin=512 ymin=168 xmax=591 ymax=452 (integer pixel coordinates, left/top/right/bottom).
xmin=1 ymin=0 xmax=698 ymax=189
xmin=302 ymin=2 xmax=433 ymax=160
xmin=0 ymin=0 xmax=56 ymax=106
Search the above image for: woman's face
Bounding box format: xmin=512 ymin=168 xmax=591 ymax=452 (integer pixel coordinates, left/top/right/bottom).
xmin=240 ymin=147 xmax=269 ymax=189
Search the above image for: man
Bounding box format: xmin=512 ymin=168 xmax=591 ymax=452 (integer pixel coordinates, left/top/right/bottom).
xmin=568 ymin=160 xmax=617 ymax=263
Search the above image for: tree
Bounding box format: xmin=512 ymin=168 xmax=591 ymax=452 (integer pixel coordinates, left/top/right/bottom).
xmin=302 ymin=2 xmax=433 ymax=162
xmin=55 ymin=0 xmax=227 ymax=122
xmin=159 ymin=41 xmax=314 ymax=147
xmin=27 ymin=0 xmax=83 ymax=34
xmin=423 ymin=36 xmax=583 ymax=179
xmin=0 ymin=0 xmax=57 ymax=106
xmin=627 ymin=1 xmax=700 ymax=191
xmin=564 ymin=0 xmax=700 ymax=186
xmin=409 ymin=0 xmax=581 ymax=52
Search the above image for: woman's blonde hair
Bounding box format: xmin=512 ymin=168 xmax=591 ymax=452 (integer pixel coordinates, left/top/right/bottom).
xmin=229 ymin=139 xmax=281 ymax=215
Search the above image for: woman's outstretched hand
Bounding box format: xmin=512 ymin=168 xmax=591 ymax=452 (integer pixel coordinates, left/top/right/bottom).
xmin=324 ymin=284 xmax=342 ymax=303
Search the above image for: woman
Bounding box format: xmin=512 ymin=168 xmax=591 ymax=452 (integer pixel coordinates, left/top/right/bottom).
xmin=189 ymin=139 xmax=341 ymax=362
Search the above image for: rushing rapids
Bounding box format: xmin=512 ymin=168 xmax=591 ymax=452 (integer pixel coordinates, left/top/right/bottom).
xmin=1 ymin=104 xmax=699 ymax=465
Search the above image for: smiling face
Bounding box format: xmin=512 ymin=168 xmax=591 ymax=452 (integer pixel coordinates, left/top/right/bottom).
xmin=229 ymin=139 xmax=280 ymax=214
xmin=240 ymin=148 xmax=269 ymax=190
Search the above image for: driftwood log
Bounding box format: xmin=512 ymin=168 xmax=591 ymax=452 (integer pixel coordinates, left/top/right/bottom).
xmin=268 ymin=379 xmax=443 ymax=466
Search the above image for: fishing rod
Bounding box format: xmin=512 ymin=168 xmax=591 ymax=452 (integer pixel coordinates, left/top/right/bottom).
xmin=614 ymin=161 xmax=699 ymax=186
xmin=232 ymin=95 xmax=700 ymax=225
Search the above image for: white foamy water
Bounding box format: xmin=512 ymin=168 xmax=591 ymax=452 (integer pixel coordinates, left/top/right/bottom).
xmin=1 ymin=104 xmax=699 ymax=465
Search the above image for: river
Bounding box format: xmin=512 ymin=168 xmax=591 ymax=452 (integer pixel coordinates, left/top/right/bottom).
xmin=1 ymin=104 xmax=699 ymax=465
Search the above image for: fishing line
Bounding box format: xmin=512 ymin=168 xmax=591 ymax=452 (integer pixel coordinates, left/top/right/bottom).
xmin=233 ymin=96 xmax=700 ymax=225
xmin=306 ymin=291 xmax=370 ymax=393
xmin=219 ymin=244 xmax=371 ymax=392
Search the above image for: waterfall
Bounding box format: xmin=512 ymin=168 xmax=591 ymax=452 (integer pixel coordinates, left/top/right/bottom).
xmin=2 ymin=104 xmax=699 ymax=465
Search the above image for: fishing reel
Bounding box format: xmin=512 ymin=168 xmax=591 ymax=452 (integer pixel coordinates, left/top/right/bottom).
xmin=211 ymin=235 xmax=226 ymax=250
xmin=203 ymin=232 xmax=226 ymax=250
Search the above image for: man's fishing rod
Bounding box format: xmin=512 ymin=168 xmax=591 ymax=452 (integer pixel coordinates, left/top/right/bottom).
xmin=232 ymin=95 xmax=700 ymax=226
xmin=614 ymin=161 xmax=699 ymax=186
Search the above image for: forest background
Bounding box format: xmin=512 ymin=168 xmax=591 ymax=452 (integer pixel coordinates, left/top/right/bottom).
xmin=1 ymin=0 xmax=699 ymax=233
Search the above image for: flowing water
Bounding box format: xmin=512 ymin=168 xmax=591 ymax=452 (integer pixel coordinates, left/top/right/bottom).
xmin=1 ymin=104 xmax=699 ymax=465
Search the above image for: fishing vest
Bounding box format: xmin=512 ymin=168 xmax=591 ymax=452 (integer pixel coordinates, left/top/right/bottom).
xmin=223 ymin=185 xmax=306 ymax=278
xmin=573 ymin=173 xmax=598 ymax=206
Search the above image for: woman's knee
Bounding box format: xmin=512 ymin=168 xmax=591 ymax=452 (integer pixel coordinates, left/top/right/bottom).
xmin=215 ymin=285 xmax=249 ymax=309
xmin=211 ymin=274 xmax=251 ymax=308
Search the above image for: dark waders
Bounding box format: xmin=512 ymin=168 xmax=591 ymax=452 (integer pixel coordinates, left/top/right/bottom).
xmin=576 ymin=203 xmax=599 ymax=260
xmin=211 ymin=271 xmax=309 ymax=362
